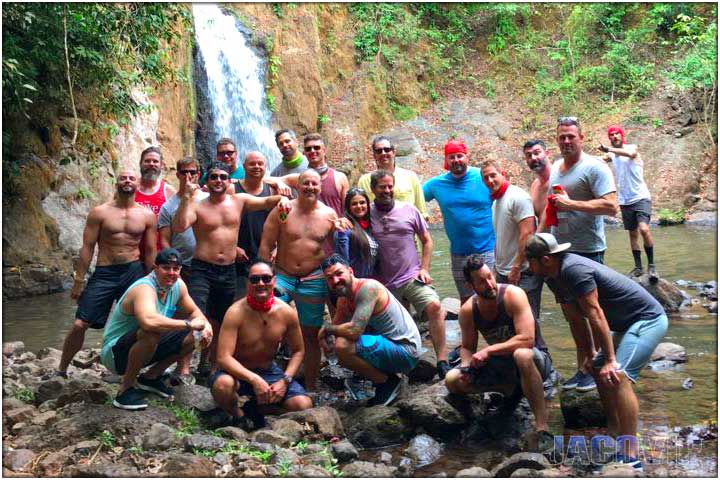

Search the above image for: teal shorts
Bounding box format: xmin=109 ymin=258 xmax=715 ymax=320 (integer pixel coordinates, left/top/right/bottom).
xmin=356 ymin=335 xmax=419 ymax=374
xmin=275 ymin=270 xmax=327 ymax=328
xmin=593 ymin=313 xmax=668 ymax=383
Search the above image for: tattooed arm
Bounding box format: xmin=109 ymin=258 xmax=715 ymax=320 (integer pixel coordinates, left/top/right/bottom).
xmin=324 ymin=282 xmax=380 ymax=342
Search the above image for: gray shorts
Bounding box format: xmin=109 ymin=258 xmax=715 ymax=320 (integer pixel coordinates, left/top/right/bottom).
xmin=621 ymin=199 xmax=652 ymax=230
xmin=451 ymin=251 xmax=495 ymax=299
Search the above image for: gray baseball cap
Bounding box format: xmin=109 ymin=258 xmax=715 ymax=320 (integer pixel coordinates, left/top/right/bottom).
xmin=525 ymin=233 xmax=572 ymax=259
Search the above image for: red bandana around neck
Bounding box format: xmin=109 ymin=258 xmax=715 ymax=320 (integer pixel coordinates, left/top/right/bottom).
xmin=490 ymin=181 xmax=510 ymax=200
xmin=247 ymin=291 xmax=275 ymax=312
xmin=358 ymin=219 xmax=370 ymax=230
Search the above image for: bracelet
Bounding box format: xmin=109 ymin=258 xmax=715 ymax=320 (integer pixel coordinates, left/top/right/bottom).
xmin=282 ymin=374 xmax=293 ymax=385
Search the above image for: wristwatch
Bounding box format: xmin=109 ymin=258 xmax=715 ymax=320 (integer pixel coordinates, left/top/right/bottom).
xmin=282 ymin=374 xmax=293 ymax=385
xmin=184 ymin=319 xmax=192 ymax=331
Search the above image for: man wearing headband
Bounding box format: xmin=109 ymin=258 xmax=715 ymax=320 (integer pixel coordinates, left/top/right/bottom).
xmin=357 ymin=135 xmax=428 ymax=219
xmin=522 ymin=139 xmax=554 ymax=218
xmin=599 ymin=125 xmax=657 ymax=281
xmin=423 ymin=139 xmax=495 ymax=305
xmin=542 ymin=117 xmax=619 ymax=392
xmin=211 ymin=259 xmax=311 ymax=429
xmin=100 ymin=248 xmax=213 ymax=410
xmin=525 ymin=233 xmax=667 ymax=472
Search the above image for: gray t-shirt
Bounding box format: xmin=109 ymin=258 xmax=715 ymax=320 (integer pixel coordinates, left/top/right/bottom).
xmin=493 ymin=184 xmax=536 ymax=275
xmin=157 ymin=192 xmax=209 ymax=266
xmin=549 ymin=152 xmax=616 ymax=253
xmin=270 ymin=156 xmax=308 ymax=198
xmin=546 ymin=253 xmax=665 ymax=332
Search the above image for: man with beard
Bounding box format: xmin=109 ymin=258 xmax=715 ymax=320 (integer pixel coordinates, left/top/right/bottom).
xmin=445 ymin=255 xmax=554 ymax=451
xmin=320 ymin=254 xmax=422 ymax=406
xmin=422 ymin=140 xmax=495 ymax=305
xmin=599 ymin=125 xmax=657 ymax=280
xmin=541 ymin=116 xmax=618 ymax=393
xmin=523 ymin=140 xmax=553 ymax=218
xmin=272 ymin=129 xmax=308 ymax=178
xmin=173 ymin=161 xmax=290 ymax=371
xmin=100 ymin=248 xmax=213 ymax=410
xmin=135 ymin=146 xmax=176 ymax=253
xmin=358 ymin=136 xmax=428 ymax=218
xmin=200 ymin=138 xmax=245 ymax=186
xmin=57 ymin=170 xmax=157 ymax=377
xmin=371 ymin=170 xmax=450 ymax=379
xmin=302 ymin=133 xmax=349 ymax=217
xmin=258 ymin=169 xmax=340 ymax=391
xmin=211 ymin=260 xmax=311 ymax=427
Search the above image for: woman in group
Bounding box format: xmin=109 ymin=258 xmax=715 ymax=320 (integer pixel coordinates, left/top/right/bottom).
xmin=334 ymin=187 xmax=378 ymax=279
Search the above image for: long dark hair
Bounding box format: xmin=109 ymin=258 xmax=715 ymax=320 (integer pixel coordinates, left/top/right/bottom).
xmin=344 ymin=188 xmax=372 ymax=264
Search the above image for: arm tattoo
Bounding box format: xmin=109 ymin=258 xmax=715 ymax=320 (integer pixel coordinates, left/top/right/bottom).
xmin=350 ymin=283 xmax=378 ymax=334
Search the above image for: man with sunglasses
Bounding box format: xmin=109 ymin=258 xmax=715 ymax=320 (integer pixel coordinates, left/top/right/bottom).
xmin=211 ymin=259 xmax=312 ymax=427
xmin=541 ymin=116 xmax=619 ymax=393
xmin=303 ymin=133 xmax=349 ymax=217
xmin=200 ymin=137 xmax=245 ymax=186
xmin=259 ymin=169 xmax=341 ymax=391
xmin=173 ymin=161 xmax=291 ymax=372
xmin=100 ymin=248 xmax=213 ymax=410
xmin=357 ymin=136 xmax=428 ymax=219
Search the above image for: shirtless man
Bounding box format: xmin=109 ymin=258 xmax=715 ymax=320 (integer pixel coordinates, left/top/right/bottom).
xmin=172 ymin=161 xmax=290 ymax=368
xmin=523 ymin=140 xmax=553 ymax=218
xmin=259 ymin=169 xmax=339 ymax=391
xmin=57 ymin=170 xmax=157 ymax=377
xmin=210 ymin=260 xmax=312 ymax=428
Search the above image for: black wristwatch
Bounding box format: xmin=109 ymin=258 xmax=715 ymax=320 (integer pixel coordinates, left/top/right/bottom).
xmin=282 ymin=374 xmax=293 ymax=385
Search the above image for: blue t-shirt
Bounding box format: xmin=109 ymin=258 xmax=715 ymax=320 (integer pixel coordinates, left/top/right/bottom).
xmin=422 ymin=167 xmax=495 ymax=255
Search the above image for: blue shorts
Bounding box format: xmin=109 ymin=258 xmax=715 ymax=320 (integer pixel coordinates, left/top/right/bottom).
xmin=275 ymin=270 xmax=327 ymax=328
xmin=209 ymin=362 xmax=307 ymax=403
xmin=593 ymin=313 xmax=668 ymax=382
xmin=355 ymin=335 xmax=419 ymax=374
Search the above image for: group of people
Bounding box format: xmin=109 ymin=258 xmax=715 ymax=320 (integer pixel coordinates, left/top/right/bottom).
xmin=58 ymin=117 xmax=665 ymax=470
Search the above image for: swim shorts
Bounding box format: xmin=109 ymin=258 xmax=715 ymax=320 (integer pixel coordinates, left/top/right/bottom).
xmin=109 ymin=329 xmax=187 ymax=375
xmin=355 ymin=334 xmax=419 ymax=374
xmin=186 ymin=259 xmax=236 ymax=323
xmin=275 ymin=268 xmax=327 ymax=328
xmin=76 ymin=261 xmax=145 ymax=329
xmin=209 ymin=362 xmax=307 ymax=402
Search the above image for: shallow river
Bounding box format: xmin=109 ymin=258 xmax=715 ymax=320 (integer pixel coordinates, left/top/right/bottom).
xmin=2 ymin=225 xmax=717 ymax=474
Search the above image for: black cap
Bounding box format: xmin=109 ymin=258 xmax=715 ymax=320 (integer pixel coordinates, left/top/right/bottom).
xmin=155 ymin=248 xmax=183 ymax=266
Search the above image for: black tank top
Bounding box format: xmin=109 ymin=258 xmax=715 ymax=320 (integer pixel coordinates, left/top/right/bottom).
xmin=472 ymin=283 xmax=548 ymax=352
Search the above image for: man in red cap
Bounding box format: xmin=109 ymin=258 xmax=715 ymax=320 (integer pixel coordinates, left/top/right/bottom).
xmin=599 ymin=125 xmax=657 ymax=280
xmin=423 ymin=139 xmax=495 ymax=307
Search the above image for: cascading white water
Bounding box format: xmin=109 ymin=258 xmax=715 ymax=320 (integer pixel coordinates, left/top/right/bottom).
xmin=192 ymin=4 xmax=280 ymax=169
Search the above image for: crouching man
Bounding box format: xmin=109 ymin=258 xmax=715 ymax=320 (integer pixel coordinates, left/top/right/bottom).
xmin=100 ymin=248 xmax=213 ymax=410
xmin=320 ymin=254 xmax=422 ymax=407
xmin=210 ymin=260 xmax=312 ymax=428
xmin=445 ymin=254 xmax=554 ymax=449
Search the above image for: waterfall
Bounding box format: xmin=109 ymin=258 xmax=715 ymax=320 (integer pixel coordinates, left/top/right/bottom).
xmin=192 ymin=4 xmax=280 ymax=170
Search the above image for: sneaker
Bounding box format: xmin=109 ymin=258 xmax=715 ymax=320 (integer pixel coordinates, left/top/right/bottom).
xmin=241 ymin=400 xmax=266 ymax=430
xmin=648 ymin=264 xmax=659 ymax=282
xmin=629 ymin=266 xmax=643 ymax=277
xmin=575 ymin=372 xmax=597 ymax=392
xmin=137 ymin=374 xmax=175 ymax=399
xmin=436 ymin=360 xmax=451 ymax=380
xmin=613 ymin=453 xmax=644 ymax=472
xmin=54 ymin=371 xmax=69 ymax=379
xmin=448 ymin=346 xmax=462 ymax=366
xmin=367 ymin=374 xmax=401 ymax=407
xmin=113 ymin=387 xmax=148 ymax=410
xmin=561 ymin=370 xmax=585 ymax=390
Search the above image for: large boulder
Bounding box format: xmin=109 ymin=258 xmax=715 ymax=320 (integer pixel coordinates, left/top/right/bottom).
xmin=651 ymin=342 xmax=687 ymax=364
xmin=278 ymin=406 xmax=344 ymax=437
xmin=404 ymin=434 xmax=443 ymax=468
xmin=266 ymin=418 xmax=305 ymax=444
xmin=344 ymin=405 xmax=411 ymax=448
xmin=396 ymin=382 xmax=467 ymax=437
xmin=559 ymin=389 xmax=606 ymax=428
xmin=408 ymin=348 xmax=439 ymax=382
xmin=631 ymin=275 xmax=687 ymax=312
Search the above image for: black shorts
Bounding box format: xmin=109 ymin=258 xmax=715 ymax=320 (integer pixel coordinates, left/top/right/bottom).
xmin=111 ymin=329 xmax=187 ymax=375
xmin=209 ymin=363 xmax=307 ymax=403
xmin=459 ymin=348 xmax=552 ymax=387
xmin=621 ymin=199 xmax=652 ymax=230
xmin=75 ymin=261 xmax=145 ymax=329
xmin=187 ymin=259 xmax=236 ymax=323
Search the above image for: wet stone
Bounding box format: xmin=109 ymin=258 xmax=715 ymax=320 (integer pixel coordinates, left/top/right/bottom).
xmin=3 ymin=341 xmax=26 ymax=357
xmin=330 ymin=439 xmax=359 ymax=462
xmin=377 ymin=451 xmax=393 ymax=465
xmin=405 ymin=433 xmax=443 ymax=468
xmin=490 ymin=452 xmax=551 ymax=478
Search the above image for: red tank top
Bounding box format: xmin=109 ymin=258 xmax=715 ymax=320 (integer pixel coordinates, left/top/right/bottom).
xmin=135 ymin=180 xmax=167 ymax=254
xmin=319 ymin=169 xmax=344 ymax=217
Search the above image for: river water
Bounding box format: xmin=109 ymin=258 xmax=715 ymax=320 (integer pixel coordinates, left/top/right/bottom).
xmin=2 ymin=225 xmax=717 ymax=473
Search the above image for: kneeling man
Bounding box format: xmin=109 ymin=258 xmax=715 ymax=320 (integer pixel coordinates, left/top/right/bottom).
xmin=445 ymin=254 xmax=553 ymax=447
xmin=320 ymin=254 xmax=422 ymax=406
xmin=100 ymin=248 xmax=213 ymax=410
xmin=211 ymin=260 xmax=312 ymax=426
xmin=525 ymin=233 xmax=667 ymax=470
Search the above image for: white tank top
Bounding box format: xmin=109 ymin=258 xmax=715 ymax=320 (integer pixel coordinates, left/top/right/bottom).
xmin=610 ymin=145 xmax=651 ymax=205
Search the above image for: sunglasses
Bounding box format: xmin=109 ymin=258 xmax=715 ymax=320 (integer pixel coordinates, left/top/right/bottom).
xmin=304 ymin=145 xmax=323 ymax=152
xmin=373 ymin=146 xmax=394 ymax=154
xmin=179 ymin=169 xmax=198 ymax=176
xmin=209 ymin=173 xmax=229 ymax=181
xmin=557 ymin=116 xmax=579 ymax=125
xmin=248 ymin=274 xmax=274 ymax=284
xmin=217 ymin=150 xmax=236 ymax=157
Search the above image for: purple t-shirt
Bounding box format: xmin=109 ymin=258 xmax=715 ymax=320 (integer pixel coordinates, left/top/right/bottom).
xmin=370 ymin=201 xmax=428 ymax=289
